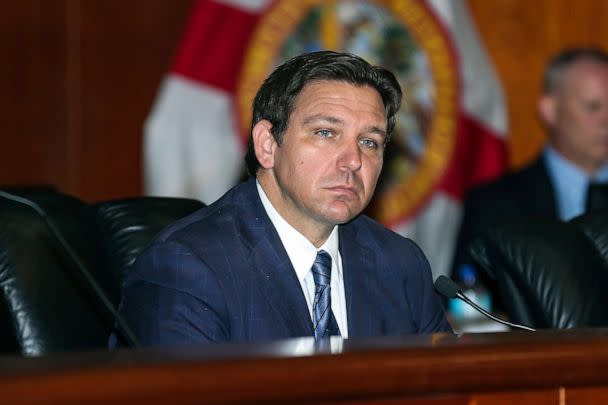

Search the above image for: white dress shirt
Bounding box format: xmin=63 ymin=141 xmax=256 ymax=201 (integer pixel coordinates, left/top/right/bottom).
xmin=256 ymin=180 xmax=348 ymax=337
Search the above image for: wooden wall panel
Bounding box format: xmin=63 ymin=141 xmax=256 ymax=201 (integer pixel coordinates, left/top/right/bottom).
xmin=77 ymin=0 xmax=194 ymax=201
xmin=0 ymin=2 xmax=69 ymax=188
xmin=0 ymin=0 xmax=193 ymax=201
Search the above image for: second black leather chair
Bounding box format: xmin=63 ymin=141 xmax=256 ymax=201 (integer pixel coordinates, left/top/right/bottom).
xmin=470 ymin=210 xmax=608 ymax=329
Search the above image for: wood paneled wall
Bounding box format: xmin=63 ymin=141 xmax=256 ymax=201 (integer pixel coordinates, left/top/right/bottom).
xmin=1 ymin=1 xmax=194 ymax=201
xmin=1 ymin=0 xmax=607 ymax=200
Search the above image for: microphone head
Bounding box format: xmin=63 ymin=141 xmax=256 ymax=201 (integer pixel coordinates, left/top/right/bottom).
xmin=434 ymin=275 xmax=461 ymax=299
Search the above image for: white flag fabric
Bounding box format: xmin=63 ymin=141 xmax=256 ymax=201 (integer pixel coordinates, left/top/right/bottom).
xmin=144 ymin=0 xmax=507 ymax=279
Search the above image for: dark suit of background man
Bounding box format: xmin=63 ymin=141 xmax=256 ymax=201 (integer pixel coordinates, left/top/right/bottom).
xmin=453 ymin=47 xmax=608 ymax=310
xmin=110 ymin=51 xmax=451 ymax=347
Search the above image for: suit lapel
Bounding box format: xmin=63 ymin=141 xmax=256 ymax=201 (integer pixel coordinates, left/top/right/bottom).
xmin=236 ymin=179 xmax=313 ymax=337
xmin=339 ymin=223 xmax=377 ymax=337
xmin=530 ymin=156 xmax=558 ymax=217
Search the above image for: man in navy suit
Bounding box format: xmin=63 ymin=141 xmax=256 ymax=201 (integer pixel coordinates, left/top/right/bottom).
xmin=112 ymin=51 xmax=451 ymax=347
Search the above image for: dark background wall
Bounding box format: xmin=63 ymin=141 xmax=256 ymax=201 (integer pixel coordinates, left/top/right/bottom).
xmin=2 ymin=1 xmax=606 ymax=201
xmin=1 ymin=1 xmax=194 ymax=201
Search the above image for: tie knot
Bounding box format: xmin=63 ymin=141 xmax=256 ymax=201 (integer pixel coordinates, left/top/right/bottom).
xmin=312 ymin=250 xmax=332 ymax=287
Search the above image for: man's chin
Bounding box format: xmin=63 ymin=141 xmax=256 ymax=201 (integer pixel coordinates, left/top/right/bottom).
xmin=322 ymin=204 xmax=363 ymax=225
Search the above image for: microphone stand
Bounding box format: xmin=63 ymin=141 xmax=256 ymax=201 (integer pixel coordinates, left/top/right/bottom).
xmin=456 ymin=291 xmax=536 ymax=332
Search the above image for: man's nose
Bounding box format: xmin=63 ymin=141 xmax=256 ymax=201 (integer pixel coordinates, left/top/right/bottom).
xmin=338 ymin=140 xmax=362 ymax=172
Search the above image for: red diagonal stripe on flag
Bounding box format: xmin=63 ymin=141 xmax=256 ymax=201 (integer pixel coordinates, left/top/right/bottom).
xmin=438 ymin=113 xmax=507 ymax=201
xmin=171 ymin=0 xmax=264 ymax=93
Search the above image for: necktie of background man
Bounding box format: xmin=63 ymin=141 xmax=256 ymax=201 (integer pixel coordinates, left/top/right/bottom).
xmin=586 ymin=183 xmax=608 ymax=212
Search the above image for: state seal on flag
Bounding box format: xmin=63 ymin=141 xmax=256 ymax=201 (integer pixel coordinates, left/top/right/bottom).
xmin=235 ymin=0 xmax=459 ymax=225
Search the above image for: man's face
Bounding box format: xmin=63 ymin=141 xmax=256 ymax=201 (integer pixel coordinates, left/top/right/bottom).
xmin=259 ymin=81 xmax=387 ymax=236
xmin=544 ymin=60 xmax=608 ymax=174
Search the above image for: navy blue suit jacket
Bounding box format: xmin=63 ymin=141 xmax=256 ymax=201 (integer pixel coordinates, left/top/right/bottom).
xmin=113 ymin=178 xmax=451 ymax=346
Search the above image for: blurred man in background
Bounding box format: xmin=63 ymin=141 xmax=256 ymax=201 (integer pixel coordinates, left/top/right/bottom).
xmin=453 ymin=47 xmax=608 ymax=311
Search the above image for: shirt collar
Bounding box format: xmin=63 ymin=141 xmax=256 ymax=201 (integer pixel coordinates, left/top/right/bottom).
xmin=544 ymin=146 xmax=589 ymax=190
xmin=545 ymin=145 xmax=608 ymax=182
xmin=256 ymin=179 xmax=340 ymax=282
xmin=544 ymin=145 xmax=608 ymax=183
xmin=544 ymin=146 xmax=608 ymax=219
xmin=595 ymin=161 xmax=608 ymax=182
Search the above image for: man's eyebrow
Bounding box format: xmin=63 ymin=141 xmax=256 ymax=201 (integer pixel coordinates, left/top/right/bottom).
xmin=301 ymin=114 xmax=387 ymax=137
xmin=301 ymin=114 xmax=344 ymax=126
xmin=366 ymin=126 xmax=387 ymax=138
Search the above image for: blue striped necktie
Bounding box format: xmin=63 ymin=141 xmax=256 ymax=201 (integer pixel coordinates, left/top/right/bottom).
xmin=311 ymin=250 xmax=341 ymax=339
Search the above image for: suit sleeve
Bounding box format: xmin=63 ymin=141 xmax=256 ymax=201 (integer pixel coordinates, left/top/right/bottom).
xmin=112 ymin=240 xmax=230 ymax=347
xmin=405 ymin=240 xmax=453 ymax=333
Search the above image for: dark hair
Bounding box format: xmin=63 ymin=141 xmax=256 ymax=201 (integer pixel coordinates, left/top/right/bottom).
xmin=543 ymin=47 xmax=608 ymax=94
xmin=245 ymin=50 xmax=402 ymax=176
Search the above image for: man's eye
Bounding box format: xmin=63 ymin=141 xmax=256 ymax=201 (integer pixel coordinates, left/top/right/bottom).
xmin=360 ymin=138 xmax=379 ymax=149
xmin=316 ymin=129 xmax=333 ymax=138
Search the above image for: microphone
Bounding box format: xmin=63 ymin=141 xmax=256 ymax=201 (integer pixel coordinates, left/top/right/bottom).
xmin=0 ymin=190 xmax=141 ymax=348
xmin=434 ymin=275 xmax=535 ymax=332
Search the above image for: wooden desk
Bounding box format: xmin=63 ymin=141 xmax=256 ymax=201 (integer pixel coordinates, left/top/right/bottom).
xmin=2 ymin=329 xmax=608 ymax=404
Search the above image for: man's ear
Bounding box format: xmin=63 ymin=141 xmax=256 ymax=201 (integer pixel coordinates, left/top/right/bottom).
xmin=252 ymin=120 xmax=277 ymax=169
xmin=538 ymin=95 xmax=557 ymax=127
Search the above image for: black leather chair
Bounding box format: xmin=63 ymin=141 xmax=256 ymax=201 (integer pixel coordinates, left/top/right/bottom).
xmin=93 ymin=197 xmax=206 ymax=308
xmin=469 ymin=210 xmax=608 ymax=329
xmin=0 ymin=189 xmax=204 ymax=356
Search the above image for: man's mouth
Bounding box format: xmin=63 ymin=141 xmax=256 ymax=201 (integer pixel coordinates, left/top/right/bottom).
xmin=327 ymin=186 xmax=358 ymax=198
